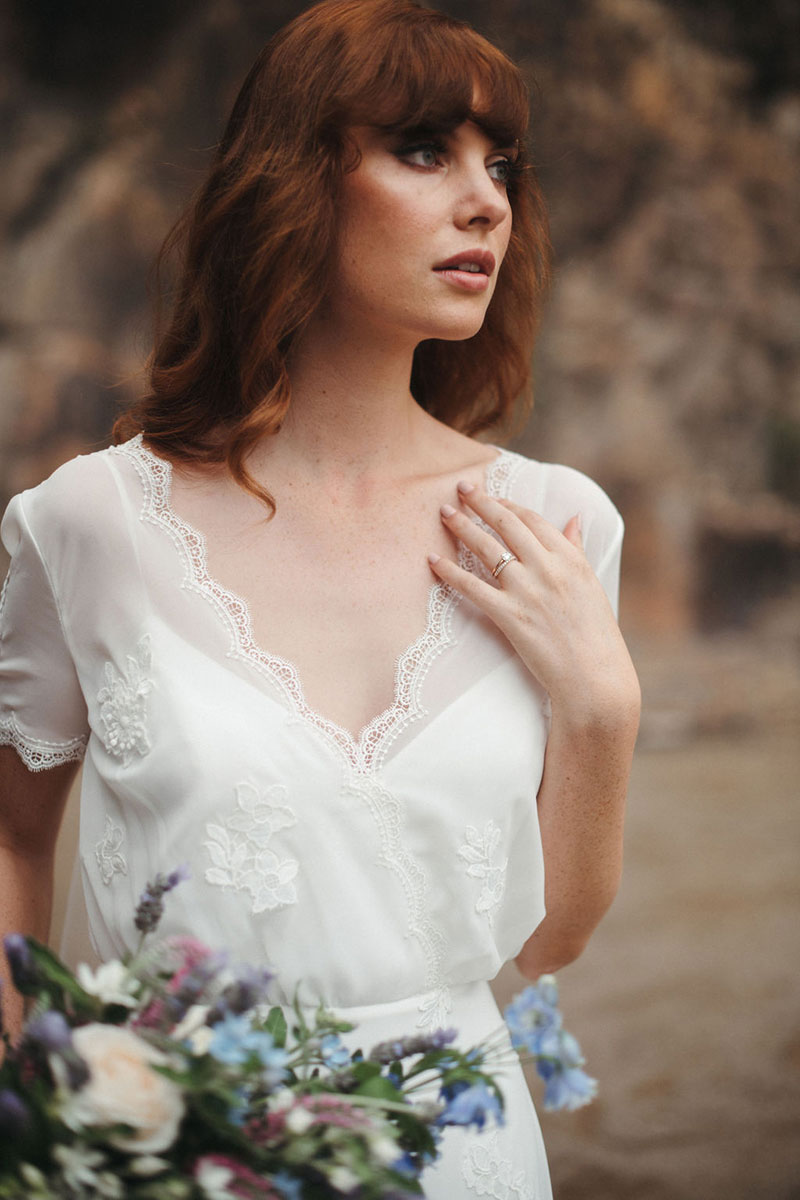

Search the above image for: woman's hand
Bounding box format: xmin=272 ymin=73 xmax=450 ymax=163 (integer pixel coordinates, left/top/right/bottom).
xmin=428 ymin=480 xmax=640 ymax=730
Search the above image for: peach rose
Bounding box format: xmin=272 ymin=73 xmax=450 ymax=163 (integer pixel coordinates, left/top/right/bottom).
xmin=61 ymin=1024 xmax=185 ymax=1154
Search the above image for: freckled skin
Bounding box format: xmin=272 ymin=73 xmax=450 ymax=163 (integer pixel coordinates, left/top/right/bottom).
xmin=327 ymin=122 xmax=512 ymax=347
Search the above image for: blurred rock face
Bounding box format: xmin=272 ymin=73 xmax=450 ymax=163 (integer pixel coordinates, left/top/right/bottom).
xmin=1 ymin=0 xmax=798 ymax=636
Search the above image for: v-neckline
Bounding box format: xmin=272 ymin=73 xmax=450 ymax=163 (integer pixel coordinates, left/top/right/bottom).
xmin=114 ymin=435 xmax=517 ymax=775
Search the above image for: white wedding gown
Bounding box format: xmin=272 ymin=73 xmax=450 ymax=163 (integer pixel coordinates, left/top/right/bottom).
xmin=0 ymin=435 xmax=622 ymax=1198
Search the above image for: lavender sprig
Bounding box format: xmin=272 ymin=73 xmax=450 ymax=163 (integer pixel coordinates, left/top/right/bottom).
xmin=133 ymin=864 xmax=191 ymax=941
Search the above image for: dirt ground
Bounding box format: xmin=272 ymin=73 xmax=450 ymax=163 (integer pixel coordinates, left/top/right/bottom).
xmin=493 ymin=631 xmax=800 ymax=1200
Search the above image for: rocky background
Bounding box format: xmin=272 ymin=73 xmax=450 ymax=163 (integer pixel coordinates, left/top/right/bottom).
xmin=1 ymin=0 xmax=798 ymax=1196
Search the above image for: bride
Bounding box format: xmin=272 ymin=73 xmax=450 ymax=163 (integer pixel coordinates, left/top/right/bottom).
xmin=0 ymin=0 xmax=640 ymax=1194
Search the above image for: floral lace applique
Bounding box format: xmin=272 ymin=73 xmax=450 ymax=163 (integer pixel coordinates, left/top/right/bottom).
xmin=94 ymin=815 xmax=128 ymax=885
xmin=204 ymin=782 xmax=299 ymax=914
xmin=97 ymin=636 xmax=153 ymax=765
xmin=457 ymin=820 xmax=508 ymax=926
xmin=462 ymin=1129 xmax=536 ymax=1199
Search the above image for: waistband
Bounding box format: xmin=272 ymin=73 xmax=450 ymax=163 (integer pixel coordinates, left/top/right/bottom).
xmin=279 ymin=979 xmax=508 ymax=1049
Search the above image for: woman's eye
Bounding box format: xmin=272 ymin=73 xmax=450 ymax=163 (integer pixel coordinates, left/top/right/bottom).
xmin=397 ymin=142 xmax=445 ymax=169
xmin=487 ymin=157 xmax=514 ymax=185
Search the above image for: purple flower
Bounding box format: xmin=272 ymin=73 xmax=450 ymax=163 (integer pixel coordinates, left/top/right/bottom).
xmin=134 ymin=864 xmax=191 ymax=935
xmin=0 ymin=1089 xmax=29 ymax=1136
xmin=24 ymin=1010 xmax=73 ymax=1052
xmin=206 ymin=964 xmax=273 ymax=1022
xmin=437 ymin=1080 xmax=504 ymax=1131
xmin=368 ymin=1026 xmax=458 ymax=1063
xmin=3 ymin=934 xmax=39 ymax=991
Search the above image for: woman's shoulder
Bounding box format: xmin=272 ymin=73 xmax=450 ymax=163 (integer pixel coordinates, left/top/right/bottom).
xmin=494 ymin=445 xmax=624 ymax=567
xmin=2 ymin=441 xmax=134 ymax=555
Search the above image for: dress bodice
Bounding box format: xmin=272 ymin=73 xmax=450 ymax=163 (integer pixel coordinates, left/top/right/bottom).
xmin=0 ymin=437 xmax=623 ymax=1032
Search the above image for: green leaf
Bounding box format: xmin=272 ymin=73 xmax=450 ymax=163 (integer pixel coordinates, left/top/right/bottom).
xmin=18 ymin=939 xmax=97 ymax=1012
xmin=355 ymin=1073 xmax=407 ymax=1103
xmin=263 ymin=1005 xmax=288 ymax=1048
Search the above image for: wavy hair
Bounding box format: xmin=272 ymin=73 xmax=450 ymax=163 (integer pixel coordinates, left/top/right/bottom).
xmin=113 ymin=0 xmax=552 ymax=512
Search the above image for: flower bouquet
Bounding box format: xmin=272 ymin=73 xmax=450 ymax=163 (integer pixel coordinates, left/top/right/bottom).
xmin=0 ymin=868 xmax=595 ymax=1198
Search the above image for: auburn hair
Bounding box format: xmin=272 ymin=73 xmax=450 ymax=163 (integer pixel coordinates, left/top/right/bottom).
xmin=113 ymin=0 xmax=552 ymax=512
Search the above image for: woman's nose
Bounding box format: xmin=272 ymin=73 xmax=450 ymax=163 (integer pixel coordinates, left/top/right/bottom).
xmin=453 ymin=163 xmax=510 ymax=232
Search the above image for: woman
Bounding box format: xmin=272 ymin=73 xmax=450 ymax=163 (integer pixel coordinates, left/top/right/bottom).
xmin=0 ymin=0 xmax=640 ymax=1194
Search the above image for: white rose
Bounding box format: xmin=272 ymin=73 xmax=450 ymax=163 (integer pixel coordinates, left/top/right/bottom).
xmin=61 ymin=1024 xmax=185 ymax=1154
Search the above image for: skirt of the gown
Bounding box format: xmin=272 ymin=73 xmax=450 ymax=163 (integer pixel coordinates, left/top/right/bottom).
xmin=290 ymin=980 xmax=552 ymax=1200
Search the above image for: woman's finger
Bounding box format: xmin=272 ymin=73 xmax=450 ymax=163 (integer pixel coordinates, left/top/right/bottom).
xmin=452 ymin=482 xmax=545 ymax=560
xmin=427 ymin=552 xmax=505 ymax=616
xmin=439 ymin=503 xmax=521 ymax=578
xmin=479 ymin=490 xmax=565 ymax=552
xmin=561 ymin=513 xmax=583 ymax=551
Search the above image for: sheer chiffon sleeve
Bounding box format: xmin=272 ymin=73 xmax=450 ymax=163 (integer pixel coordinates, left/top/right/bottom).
xmin=0 ymin=490 xmax=89 ymax=770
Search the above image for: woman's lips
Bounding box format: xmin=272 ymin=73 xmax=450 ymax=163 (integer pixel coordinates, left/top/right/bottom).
xmin=433 ymin=267 xmax=491 ymax=292
xmin=432 ymin=250 xmax=495 ymax=292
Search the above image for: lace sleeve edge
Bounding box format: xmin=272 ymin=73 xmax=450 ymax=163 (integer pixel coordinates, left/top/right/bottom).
xmin=0 ymin=715 xmax=88 ymax=772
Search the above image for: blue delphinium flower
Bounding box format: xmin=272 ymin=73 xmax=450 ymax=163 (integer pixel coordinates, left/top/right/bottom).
xmin=270 ymin=1171 xmax=304 ymax=1200
xmin=208 ymin=1012 xmax=289 ymax=1086
xmin=503 ymin=974 xmax=598 ymax=1112
xmin=504 ymin=977 xmax=562 ymax=1058
xmin=437 ymin=1080 xmax=504 ymax=1130
xmin=539 ymin=1060 xmax=598 ymax=1112
xmin=320 ymin=1033 xmax=351 ymax=1069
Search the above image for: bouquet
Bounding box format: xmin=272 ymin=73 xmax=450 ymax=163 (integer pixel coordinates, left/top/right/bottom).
xmin=0 ymin=868 xmax=595 ymax=1198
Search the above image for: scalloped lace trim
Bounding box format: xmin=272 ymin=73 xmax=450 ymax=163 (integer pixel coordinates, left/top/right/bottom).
xmin=113 ymin=436 xmax=520 ymax=774
xmin=0 ymin=714 xmax=87 ymax=772
xmin=344 ymin=775 xmax=452 ymax=1031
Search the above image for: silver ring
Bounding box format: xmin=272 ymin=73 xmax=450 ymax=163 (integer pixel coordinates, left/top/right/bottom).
xmin=491 ymin=550 xmax=518 ymax=579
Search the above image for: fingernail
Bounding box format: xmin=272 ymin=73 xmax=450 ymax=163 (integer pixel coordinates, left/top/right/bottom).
xmin=456 ymin=480 xmax=475 ymax=494
xmin=428 ymin=553 xmax=441 ymax=565
xmin=575 ymin=512 xmax=583 ymax=533
xmin=440 ymin=503 xmax=457 ymax=518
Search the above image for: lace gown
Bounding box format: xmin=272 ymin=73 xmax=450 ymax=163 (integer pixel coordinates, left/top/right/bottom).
xmin=0 ymin=436 xmax=623 ymax=1199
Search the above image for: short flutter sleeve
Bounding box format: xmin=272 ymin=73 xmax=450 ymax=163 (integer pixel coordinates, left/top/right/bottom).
xmin=0 ymin=491 xmax=89 ymax=770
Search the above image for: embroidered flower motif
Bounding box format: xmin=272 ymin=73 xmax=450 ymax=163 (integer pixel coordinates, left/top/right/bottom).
xmin=204 ymin=783 xmax=298 ymax=914
xmin=95 ymin=815 xmax=128 ymax=886
xmin=457 ymin=820 xmax=508 ymax=926
xmin=97 ymin=636 xmax=153 ymax=765
xmin=461 ymin=1129 xmax=536 ymax=1199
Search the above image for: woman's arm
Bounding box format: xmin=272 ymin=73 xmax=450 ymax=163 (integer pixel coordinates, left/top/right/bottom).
xmin=513 ymin=693 xmax=639 ymax=977
xmin=429 ymin=482 xmax=640 ymax=976
xmin=0 ymin=745 xmax=78 ymax=1043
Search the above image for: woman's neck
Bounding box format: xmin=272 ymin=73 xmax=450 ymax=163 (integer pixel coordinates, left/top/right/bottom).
xmin=258 ymin=316 xmax=438 ymax=487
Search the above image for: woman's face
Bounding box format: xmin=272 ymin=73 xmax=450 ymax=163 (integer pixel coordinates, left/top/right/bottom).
xmin=326 ymin=119 xmax=515 ymax=346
